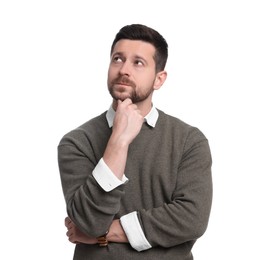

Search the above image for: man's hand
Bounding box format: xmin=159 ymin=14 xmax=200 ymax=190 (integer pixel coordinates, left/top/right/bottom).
xmin=112 ymin=98 xmax=144 ymax=145
xmin=103 ymin=98 xmax=144 ymax=180
xmin=65 ymin=217 xmax=97 ymax=244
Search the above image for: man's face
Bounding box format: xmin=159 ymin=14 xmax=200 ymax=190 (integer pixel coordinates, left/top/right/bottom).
xmin=107 ymin=39 xmax=157 ymax=103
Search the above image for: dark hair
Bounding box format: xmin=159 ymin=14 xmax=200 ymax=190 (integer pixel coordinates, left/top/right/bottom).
xmin=110 ymin=24 xmax=168 ymax=72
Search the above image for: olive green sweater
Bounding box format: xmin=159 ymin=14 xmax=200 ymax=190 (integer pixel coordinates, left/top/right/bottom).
xmin=58 ymin=109 xmax=212 ymax=260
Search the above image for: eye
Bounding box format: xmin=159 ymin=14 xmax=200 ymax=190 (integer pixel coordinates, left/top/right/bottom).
xmin=135 ymin=59 xmax=144 ymax=66
xmin=113 ymin=56 xmax=123 ymax=63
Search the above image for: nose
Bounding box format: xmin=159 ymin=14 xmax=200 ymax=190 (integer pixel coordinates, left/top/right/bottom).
xmin=119 ymin=61 xmax=131 ymax=76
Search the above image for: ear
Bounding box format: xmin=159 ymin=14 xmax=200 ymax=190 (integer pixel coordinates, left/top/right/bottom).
xmin=153 ymin=71 xmax=167 ymax=90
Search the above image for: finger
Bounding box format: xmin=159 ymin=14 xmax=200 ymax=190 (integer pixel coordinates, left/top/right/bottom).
xmin=67 ymin=232 xmax=79 ymax=244
xmin=66 ymin=230 xmax=72 ymax=237
xmin=121 ymin=98 xmax=132 ymax=106
xmin=65 ymin=221 xmax=74 ymax=231
xmin=69 ymin=237 xmax=78 ymax=244
xmin=64 ymin=217 xmax=71 ymax=227
xmin=65 ymin=222 xmax=71 ymax=229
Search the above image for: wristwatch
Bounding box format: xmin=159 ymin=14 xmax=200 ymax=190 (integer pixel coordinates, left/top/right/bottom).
xmin=97 ymin=230 xmax=109 ymax=246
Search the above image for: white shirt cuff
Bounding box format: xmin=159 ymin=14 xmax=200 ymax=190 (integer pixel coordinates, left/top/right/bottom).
xmin=92 ymin=158 xmax=128 ymax=192
xmin=120 ymin=211 xmax=152 ymax=252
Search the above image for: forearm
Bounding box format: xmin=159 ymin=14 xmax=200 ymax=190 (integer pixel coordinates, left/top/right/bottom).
xmin=103 ymin=136 xmax=129 ymax=180
xmin=65 ymin=217 xmax=128 ymax=245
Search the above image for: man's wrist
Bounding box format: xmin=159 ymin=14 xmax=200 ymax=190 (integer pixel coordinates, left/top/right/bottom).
xmin=106 ymin=219 xmax=128 ymax=243
xmin=96 ymin=230 xmax=109 ymax=246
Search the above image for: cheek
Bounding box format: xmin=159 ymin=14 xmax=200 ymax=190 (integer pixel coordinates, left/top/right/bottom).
xmin=107 ymin=68 xmax=114 ymax=82
xmin=139 ymin=73 xmax=155 ymax=87
xmin=108 ymin=66 xmax=118 ymax=79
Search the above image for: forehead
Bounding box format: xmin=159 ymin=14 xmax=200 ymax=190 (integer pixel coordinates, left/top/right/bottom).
xmin=112 ymin=39 xmax=156 ymax=59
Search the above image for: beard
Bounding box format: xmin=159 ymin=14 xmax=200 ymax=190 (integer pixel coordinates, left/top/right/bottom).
xmin=108 ymin=75 xmax=154 ymax=103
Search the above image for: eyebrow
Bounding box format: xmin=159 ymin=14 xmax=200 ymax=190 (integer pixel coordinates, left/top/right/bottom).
xmin=112 ymin=51 xmax=123 ymax=57
xmin=112 ymin=52 xmax=148 ymax=64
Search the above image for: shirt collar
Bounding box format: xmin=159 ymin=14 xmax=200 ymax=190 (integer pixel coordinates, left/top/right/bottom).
xmin=106 ymin=104 xmax=159 ymax=128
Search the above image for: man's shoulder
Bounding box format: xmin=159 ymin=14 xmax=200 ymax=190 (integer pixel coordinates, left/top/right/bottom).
xmin=78 ymin=111 xmax=108 ymax=131
xmin=157 ymin=109 xmax=208 ymax=141
xmin=58 ymin=111 xmax=108 ymax=145
xmin=157 ymin=109 xmax=192 ymax=129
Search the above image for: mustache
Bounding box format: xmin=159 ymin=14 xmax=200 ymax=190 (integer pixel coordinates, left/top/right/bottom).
xmin=111 ymin=76 xmax=136 ymax=87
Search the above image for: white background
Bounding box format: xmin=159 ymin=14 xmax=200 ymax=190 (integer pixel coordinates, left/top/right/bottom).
xmin=1 ymin=1 xmax=266 ymax=259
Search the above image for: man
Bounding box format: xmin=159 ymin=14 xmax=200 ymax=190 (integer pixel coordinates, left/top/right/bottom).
xmin=58 ymin=24 xmax=212 ymax=259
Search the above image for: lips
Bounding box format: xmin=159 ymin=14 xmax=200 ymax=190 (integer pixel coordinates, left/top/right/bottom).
xmin=112 ymin=76 xmax=135 ymax=88
xmin=116 ymin=82 xmax=131 ymax=86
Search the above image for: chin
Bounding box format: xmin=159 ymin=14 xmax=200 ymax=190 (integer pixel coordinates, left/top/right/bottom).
xmin=111 ymin=92 xmax=132 ymax=102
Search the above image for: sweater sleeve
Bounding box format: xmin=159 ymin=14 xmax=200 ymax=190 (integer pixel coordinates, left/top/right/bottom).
xmin=137 ymin=128 xmax=213 ymax=248
xmin=57 ymin=129 xmax=126 ymax=237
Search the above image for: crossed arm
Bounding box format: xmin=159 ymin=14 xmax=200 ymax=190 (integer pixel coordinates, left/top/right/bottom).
xmin=65 ymin=217 xmax=128 ymax=245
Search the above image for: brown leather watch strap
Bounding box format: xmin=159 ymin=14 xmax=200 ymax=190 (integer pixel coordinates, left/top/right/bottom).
xmin=97 ymin=231 xmax=109 ymax=247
